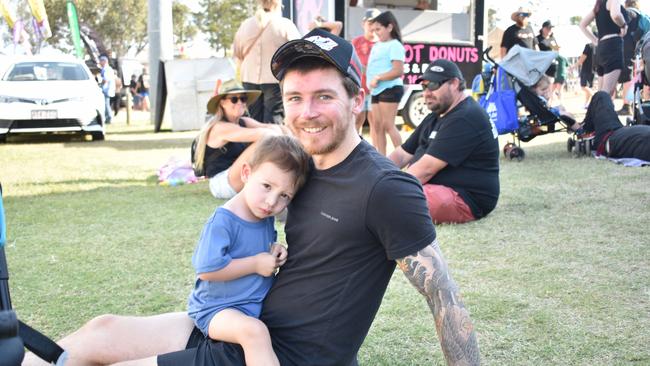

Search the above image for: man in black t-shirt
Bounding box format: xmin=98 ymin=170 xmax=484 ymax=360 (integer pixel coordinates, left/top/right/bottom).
xmin=500 ymin=6 xmax=538 ymax=58
xmin=389 ymin=59 xmax=500 ymax=224
xmin=25 ymin=30 xmax=480 ymax=366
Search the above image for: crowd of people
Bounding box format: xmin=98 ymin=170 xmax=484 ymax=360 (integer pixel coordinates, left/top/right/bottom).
xmin=22 ymin=1 xmax=650 ymax=365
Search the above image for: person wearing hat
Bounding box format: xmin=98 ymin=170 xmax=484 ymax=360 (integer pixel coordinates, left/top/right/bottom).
xmin=33 ymin=29 xmax=480 ymax=366
xmin=500 ymin=6 xmax=538 ymax=58
xmin=351 ymin=8 xmax=380 ymax=132
xmin=537 ymin=20 xmax=560 ymax=81
xmin=193 ymin=78 xmax=288 ymax=199
xmin=389 ymin=59 xmax=500 ymax=224
xmin=98 ymin=55 xmax=115 ymax=124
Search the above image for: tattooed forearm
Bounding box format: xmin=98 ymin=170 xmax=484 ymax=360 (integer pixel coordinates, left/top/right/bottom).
xmin=397 ymin=239 xmax=480 ymax=366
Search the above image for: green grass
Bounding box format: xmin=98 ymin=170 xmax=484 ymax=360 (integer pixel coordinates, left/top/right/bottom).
xmin=1 ymin=120 xmax=649 ymax=365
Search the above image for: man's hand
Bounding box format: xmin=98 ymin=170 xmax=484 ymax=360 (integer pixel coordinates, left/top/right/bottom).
xmin=397 ymin=239 xmax=480 ymax=365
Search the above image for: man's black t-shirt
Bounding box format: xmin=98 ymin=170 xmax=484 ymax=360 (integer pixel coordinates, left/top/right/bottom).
xmin=501 ymin=24 xmax=537 ymax=53
xmin=401 ymin=97 xmax=500 ymax=218
xmin=159 ymin=141 xmax=436 ymax=366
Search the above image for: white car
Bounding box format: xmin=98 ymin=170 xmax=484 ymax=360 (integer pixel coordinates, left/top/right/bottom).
xmin=0 ymin=55 xmax=106 ymax=142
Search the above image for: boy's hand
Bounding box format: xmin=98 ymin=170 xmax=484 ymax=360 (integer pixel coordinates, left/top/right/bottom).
xmin=270 ymin=243 xmax=288 ymax=267
xmin=255 ymin=252 xmax=280 ymax=277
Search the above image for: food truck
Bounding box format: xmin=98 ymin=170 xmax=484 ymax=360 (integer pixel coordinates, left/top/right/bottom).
xmin=285 ymin=0 xmax=486 ymax=127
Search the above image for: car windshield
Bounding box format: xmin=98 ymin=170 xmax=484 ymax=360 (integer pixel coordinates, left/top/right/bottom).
xmin=4 ymin=62 xmax=89 ymax=81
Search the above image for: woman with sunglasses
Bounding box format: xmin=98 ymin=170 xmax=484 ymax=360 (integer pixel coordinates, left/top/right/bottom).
xmin=193 ymin=79 xmax=289 ymax=199
xmin=579 ymin=0 xmax=627 ymax=98
xmin=366 ymin=11 xmax=405 ymax=155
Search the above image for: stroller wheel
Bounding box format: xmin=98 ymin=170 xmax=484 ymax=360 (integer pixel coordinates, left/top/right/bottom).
xmin=567 ymin=137 xmax=575 ymax=153
xmin=503 ymin=142 xmax=516 ymax=158
xmin=506 ymin=146 xmax=525 ymax=161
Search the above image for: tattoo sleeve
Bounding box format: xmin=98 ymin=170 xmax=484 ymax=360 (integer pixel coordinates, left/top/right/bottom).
xmin=396 ymin=239 xmax=480 ymax=365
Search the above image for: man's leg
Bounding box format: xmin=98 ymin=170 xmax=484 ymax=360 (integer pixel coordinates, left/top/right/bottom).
xmin=260 ymin=83 xmax=283 ymax=124
xmin=22 ymin=312 xmax=194 ymax=366
xmin=422 ymin=184 xmax=475 ymax=224
xmin=104 ymin=96 xmax=113 ymax=124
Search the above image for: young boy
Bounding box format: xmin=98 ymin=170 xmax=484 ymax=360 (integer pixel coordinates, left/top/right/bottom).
xmin=187 ymin=135 xmax=310 ymax=366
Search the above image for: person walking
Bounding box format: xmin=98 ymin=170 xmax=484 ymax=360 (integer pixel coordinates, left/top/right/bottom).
xmin=351 ymin=8 xmax=380 ymax=132
xmin=500 ymin=6 xmax=537 ymax=58
xmin=366 ymin=11 xmax=405 ymax=155
xmin=232 ymin=0 xmax=300 ymax=124
xmin=580 ymin=0 xmax=628 ymax=98
xmin=99 ymin=55 xmax=115 ymax=124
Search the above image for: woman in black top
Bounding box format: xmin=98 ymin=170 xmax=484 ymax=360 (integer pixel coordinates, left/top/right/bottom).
xmin=193 ymin=79 xmax=288 ymax=199
xmin=579 ymin=0 xmax=628 ymax=97
xmin=537 ymin=20 xmax=559 ymax=80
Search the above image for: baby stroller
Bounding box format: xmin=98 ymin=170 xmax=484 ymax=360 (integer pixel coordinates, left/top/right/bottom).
xmin=481 ymin=46 xmax=579 ymax=160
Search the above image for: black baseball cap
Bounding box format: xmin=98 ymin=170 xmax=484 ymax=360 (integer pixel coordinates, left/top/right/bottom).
xmin=271 ymin=28 xmax=362 ymax=87
xmin=542 ymin=20 xmax=554 ymax=28
xmin=416 ymin=59 xmax=464 ymax=84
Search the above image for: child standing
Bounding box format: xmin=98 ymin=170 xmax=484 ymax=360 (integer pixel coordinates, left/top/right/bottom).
xmin=187 ymin=135 xmax=310 ymax=366
xmin=366 ymin=11 xmax=405 ymax=155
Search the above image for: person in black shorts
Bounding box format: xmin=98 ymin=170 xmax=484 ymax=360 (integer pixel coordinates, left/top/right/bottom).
xmin=572 ymin=43 xmax=596 ymax=108
xmin=500 ymin=6 xmax=538 ymax=58
xmin=23 ymin=29 xmax=481 ymax=366
xmin=580 ymin=0 xmax=628 ymax=98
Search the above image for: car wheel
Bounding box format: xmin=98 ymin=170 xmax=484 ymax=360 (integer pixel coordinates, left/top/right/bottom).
xmin=91 ymin=131 xmax=105 ymax=141
xmin=0 ymin=134 xmax=6 ymax=143
xmin=402 ymin=91 xmax=428 ymax=129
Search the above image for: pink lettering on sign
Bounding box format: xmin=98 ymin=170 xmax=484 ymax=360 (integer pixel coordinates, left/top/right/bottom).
xmin=428 ymin=46 xmax=479 ymax=64
xmin=404 ymin=43 xmax=425 ymax=63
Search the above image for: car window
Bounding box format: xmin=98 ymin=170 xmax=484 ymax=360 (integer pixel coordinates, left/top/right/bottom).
xmin=5 ymin=62 xmax=89 ymax=81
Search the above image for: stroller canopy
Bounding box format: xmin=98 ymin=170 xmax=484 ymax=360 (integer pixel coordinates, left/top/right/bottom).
xmin=500 ymin=45 xmax=558 ymax=87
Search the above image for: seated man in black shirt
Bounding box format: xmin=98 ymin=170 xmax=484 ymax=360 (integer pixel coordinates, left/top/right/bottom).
xmin=389 ymin=59 xmax=500 ymax=224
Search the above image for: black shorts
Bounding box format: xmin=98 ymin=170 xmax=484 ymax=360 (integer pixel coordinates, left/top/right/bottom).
xmin=596 ymin=36 xmax=624 ymax=76
xmin=545 ymin=62 xmax=557 ymax=78
xmin=580 ymin=72 xmax=595 ymax=88
xmin=618 ymin=38 xmax=635 ymax=83
xmin=158 ymin=328 xmax=246 ymax=366
xmin=371 ymin=85 xmax=404 ymax=104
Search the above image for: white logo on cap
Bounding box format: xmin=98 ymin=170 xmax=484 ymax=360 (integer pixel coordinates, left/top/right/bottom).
xmin=306 ymin=35 xmax=338 ymax=51
xmin=431 ymin=66 xmax=444 ymax=72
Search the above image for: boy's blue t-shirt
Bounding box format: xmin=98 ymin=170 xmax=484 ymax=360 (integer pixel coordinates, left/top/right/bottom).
xmin=188 ymin=207 xmax=276 ymax=334
xmin=366 ymin=39 xmax=405 ymax=96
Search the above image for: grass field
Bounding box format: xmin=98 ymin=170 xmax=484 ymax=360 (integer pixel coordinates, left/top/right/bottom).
xmin=1 ymin=117 xmax=649 ymax=365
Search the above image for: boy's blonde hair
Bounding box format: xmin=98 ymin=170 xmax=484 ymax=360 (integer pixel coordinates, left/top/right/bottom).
xmin=248 ymin=135 xmax=310 ymax=191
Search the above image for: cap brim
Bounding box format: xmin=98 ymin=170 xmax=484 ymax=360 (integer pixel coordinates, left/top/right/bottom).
xmin=206 ymin=90 xmax=262 ymax=114
xmin=271 ymin=39 xmax=343 ymax=82
xmin=416 ymin=73 xmax=448 ymax=84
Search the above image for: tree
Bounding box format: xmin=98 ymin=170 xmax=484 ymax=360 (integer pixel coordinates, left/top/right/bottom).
xmin=569 ymin=15 xmax=581 ymax=25
xmin=43 ymin=0 xmax=148 ymax=57
xmin=173 ymin=0 xmax=197 ymax=46
xmin=196 ymin=0 xmax=254 ymax=55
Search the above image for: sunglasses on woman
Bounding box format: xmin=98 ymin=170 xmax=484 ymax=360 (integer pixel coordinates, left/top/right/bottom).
xmin=227 ymin=95 xmax=248 ymax=104
xmin=422 ymin=79 xmax=450 ymax=92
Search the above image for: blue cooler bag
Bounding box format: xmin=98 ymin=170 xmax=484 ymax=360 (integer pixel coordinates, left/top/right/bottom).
xmin=480 ymin=67 xmax=518 ymax=134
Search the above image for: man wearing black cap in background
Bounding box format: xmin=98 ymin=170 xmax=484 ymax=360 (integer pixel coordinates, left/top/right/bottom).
xmin=537 ymin=20 xmax=559 ymax=82
xmin=389 ymin=59 xmax=500 ymax=224
xmin=27 ymin=29 xmax=480 ymax=366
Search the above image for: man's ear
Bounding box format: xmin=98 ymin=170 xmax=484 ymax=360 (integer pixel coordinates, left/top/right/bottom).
xmin=241 ymin=163 xmax=252 ymax=183
xmin=352 ymin=89 xmax=365 ymax=115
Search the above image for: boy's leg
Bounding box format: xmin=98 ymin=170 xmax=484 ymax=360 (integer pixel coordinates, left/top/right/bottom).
xmin=22 ymin=312 xmax=194 ymax=366
xmin=208 ymin=308 xmax=279 ymax=366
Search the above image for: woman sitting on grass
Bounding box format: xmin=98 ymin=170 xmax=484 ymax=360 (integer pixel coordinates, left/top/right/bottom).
xmin=193 ymin=79 xmax=289 ymax=199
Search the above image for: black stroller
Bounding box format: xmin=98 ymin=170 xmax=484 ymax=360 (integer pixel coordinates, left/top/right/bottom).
xmin=481 ymin=46 xmax=580 ymax=160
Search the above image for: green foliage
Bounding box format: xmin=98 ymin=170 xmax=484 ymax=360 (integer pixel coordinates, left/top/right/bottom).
xmin=43 ymin=0 xmax=148 ymax=56
xmin=196 ymin=0 xmax=254 ymax=54
xmin=173 ymin=0 xmax=198 ymax=45
xmin=570 ymin=15 xmax=582 ymax=25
